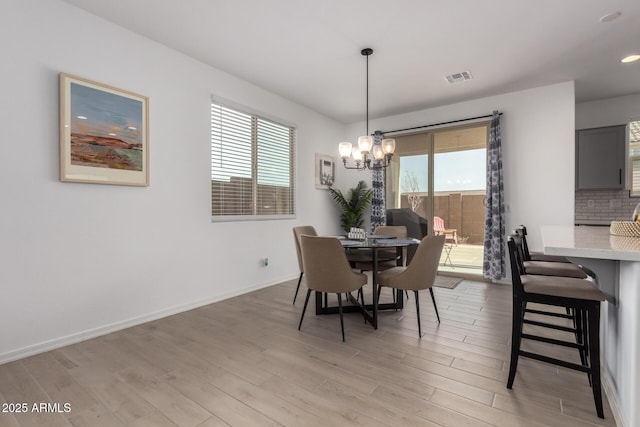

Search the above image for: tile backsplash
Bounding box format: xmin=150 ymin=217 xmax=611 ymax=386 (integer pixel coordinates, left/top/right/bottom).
xmin=575 ymin=189 xmax=639 ymax=223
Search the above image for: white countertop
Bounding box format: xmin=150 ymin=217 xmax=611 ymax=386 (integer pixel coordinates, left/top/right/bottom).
xmin=541 ymin=225 xmax=640 ymax=262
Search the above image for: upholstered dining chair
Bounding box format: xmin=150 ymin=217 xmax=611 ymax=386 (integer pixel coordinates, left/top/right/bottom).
xmin=377 ymin=235 xmax=445 ymax=337
xmin=292 ymin=225 xmax=317 ymax=304
xmin=354 ymin=225 xmax=408 ymax=304
xmin=354 ymin=225 xmax=408 ymax=271
xmin=298 ymin=235 xmax=368 ymax=341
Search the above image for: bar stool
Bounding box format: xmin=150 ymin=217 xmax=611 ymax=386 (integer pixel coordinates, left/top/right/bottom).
xmin=506 ymin=235 xmax=605 ymax=419
xmin=510 ymin=232 xmax=593 ymax=374
xmin=511 ymin=228 xmax=589 ymax=278
xmin=514 ymin=225 xmax=570 ymax=263
xmin=510 ymin=229 xmax=598 ymax=352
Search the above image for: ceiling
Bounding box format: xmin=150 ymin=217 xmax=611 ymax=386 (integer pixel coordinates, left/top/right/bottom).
xmin=63 ymin=0 xmax=640 ymax=124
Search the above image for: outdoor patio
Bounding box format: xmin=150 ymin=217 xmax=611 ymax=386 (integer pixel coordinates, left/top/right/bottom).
xmin=438 ymin=242 xmax=484 ymax=275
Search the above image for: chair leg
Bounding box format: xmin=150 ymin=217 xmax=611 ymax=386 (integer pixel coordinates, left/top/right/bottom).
xmin=358 ymin=287 xmax=367 ymax=324
xmin=582 ymin=308 xmax=590 ymax=361
xmin=587 ymin=304 xmax=604 ymax=419
xmin=293 ymin=272 xmax=303 ymax=304
xmin=298 ymin=289 xmax=312 ymax=330
xmin=414 ymin=290 xmax=422 ymax=338
xmin=337 ymin=293 xmax=345 ymax=342
xmin=575 ymin=308 xmax=591 ymax=381
xmin=507 ymin=298 xmax=525 ymax=389
xmin=429 ymin=288 xmax=440 ymax=323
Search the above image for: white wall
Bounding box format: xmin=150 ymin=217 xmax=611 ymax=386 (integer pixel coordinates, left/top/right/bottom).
xmin=344 ymin=82 xmax=577 ymax=256
xmin=576 ymin=92 xmax=640 ymax=129
xmin=0 ymin=0 xmax=345 ymax=362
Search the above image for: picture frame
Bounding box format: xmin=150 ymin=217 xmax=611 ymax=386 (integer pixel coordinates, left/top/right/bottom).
xmin=315 ymin=153 xmax=335 ymax=189
xmin=59 ymin=73 xmax=149 ymax=186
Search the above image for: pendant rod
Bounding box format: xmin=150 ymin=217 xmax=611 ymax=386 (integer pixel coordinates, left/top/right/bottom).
xmin=366 ymin=51 xmax=369 ymax=135
xmin=361 ymin=48 xmax=373 ymax=136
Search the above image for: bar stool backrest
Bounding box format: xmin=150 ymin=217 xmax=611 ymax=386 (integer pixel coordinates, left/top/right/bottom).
xmin=513 ymin=225 xmax=533 ymax=261
xmin=507 ymin=235 xmax=527 ymax=296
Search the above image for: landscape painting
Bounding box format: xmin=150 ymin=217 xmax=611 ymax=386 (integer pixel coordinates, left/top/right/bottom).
xmin=60 ymin=73 xmax=149 ymax=186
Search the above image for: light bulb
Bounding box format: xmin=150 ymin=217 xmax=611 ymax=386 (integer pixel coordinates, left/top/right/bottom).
xmin=339 ymin=142 xmax=352 ymax=159
xmin=373 ymin=145 xmax=384 ymax=160
xmin=358 ymin=135 xmax=373 ymax=154
xmin=382 ymin=138 xmax=396 ymax=154
xmin=352 ymin=147 xmax=363 ymax=162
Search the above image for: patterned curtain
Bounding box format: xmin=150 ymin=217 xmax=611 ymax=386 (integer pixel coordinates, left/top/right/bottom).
xmin=483 ymin=111 xmax=506 ymax=280
xmin=370 ymin=131 xmax=386 ymax=232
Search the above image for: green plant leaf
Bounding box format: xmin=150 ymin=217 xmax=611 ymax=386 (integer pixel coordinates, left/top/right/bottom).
xmin=328 ymin=180 xmax=372 ymax=233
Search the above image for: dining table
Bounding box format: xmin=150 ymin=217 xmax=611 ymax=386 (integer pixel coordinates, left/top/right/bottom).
xmin=314 ymin=235 xmax=420 ymax=329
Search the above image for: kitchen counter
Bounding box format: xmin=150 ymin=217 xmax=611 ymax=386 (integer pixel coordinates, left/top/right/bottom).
xmin=541 ymin=225 xmax=640 ymax=427
xmin=542 ymin=224 xmax=640 ymax=261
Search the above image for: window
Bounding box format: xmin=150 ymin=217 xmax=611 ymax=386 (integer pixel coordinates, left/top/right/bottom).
xmin=211 ymin=99 xmax=295 ymax=220
xmin=630 ymin=120 xmax=640 ymax=196
xmin=386 ymin=125 xmax=487 ymax=214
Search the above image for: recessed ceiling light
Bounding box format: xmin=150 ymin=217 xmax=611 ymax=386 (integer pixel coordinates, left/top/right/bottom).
xmin=621 ymin=54 xmax=640 ymax=63
xmin=600 ymin=11 xmax=621 ymax=23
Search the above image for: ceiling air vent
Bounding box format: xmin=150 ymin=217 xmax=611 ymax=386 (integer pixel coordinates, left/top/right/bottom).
xmin=445 ymin=71 xmax=472 ymax=84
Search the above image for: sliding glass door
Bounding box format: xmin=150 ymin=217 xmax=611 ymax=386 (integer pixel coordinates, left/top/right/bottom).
xmin=386 ymin=133 xmax=431 ymax=221
xmin=385 ymin=123 xmax=488 ymax=275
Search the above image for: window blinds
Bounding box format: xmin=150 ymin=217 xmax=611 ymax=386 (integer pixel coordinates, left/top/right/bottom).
xmin=211 ymin=102 xmax=295 ymax=219
xmin=630 ymin=121 xmax=640 ymax=196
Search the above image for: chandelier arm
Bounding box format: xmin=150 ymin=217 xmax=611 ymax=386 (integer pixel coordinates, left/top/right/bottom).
xmin=342 ymin=158 xmax=366 ymax=171
xmin=365 ymin=153 xmax=393 ymax=170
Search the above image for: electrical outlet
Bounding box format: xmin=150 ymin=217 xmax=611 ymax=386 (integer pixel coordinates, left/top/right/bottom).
xmin=587 ymin=200 xmax=594 ymax=209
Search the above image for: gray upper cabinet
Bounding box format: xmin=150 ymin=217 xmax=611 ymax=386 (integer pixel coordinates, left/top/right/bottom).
xmin=576 ymin=125 xmax=626 ymax=190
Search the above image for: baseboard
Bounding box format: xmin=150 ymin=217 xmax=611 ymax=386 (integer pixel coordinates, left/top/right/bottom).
xmin=602 ymin=368 xmax=624 ymax=427
xmin=0 ymin=278 xmax=291 ymax=365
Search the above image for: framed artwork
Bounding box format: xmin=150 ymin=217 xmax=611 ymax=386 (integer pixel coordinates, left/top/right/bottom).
xmin=315 ymin=153 xmax=335 ymax=189
xmin=59 ymin=73 xmax=149 ymax=186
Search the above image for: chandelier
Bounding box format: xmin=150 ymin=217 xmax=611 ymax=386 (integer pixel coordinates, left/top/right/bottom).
xmin=339 ymin=48 xmax=395 ymax=170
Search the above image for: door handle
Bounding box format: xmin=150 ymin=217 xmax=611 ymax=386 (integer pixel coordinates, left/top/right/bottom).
xmin=619 ymin=168 xmax=622 ymax=185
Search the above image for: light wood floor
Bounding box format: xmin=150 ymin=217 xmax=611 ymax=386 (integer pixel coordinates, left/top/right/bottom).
xmin=0 ymin=279 xmax=616 ymax=426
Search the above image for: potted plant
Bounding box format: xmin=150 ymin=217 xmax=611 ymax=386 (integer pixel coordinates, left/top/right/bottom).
xmin=328 ymin=180 xmax=373 ymax=233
